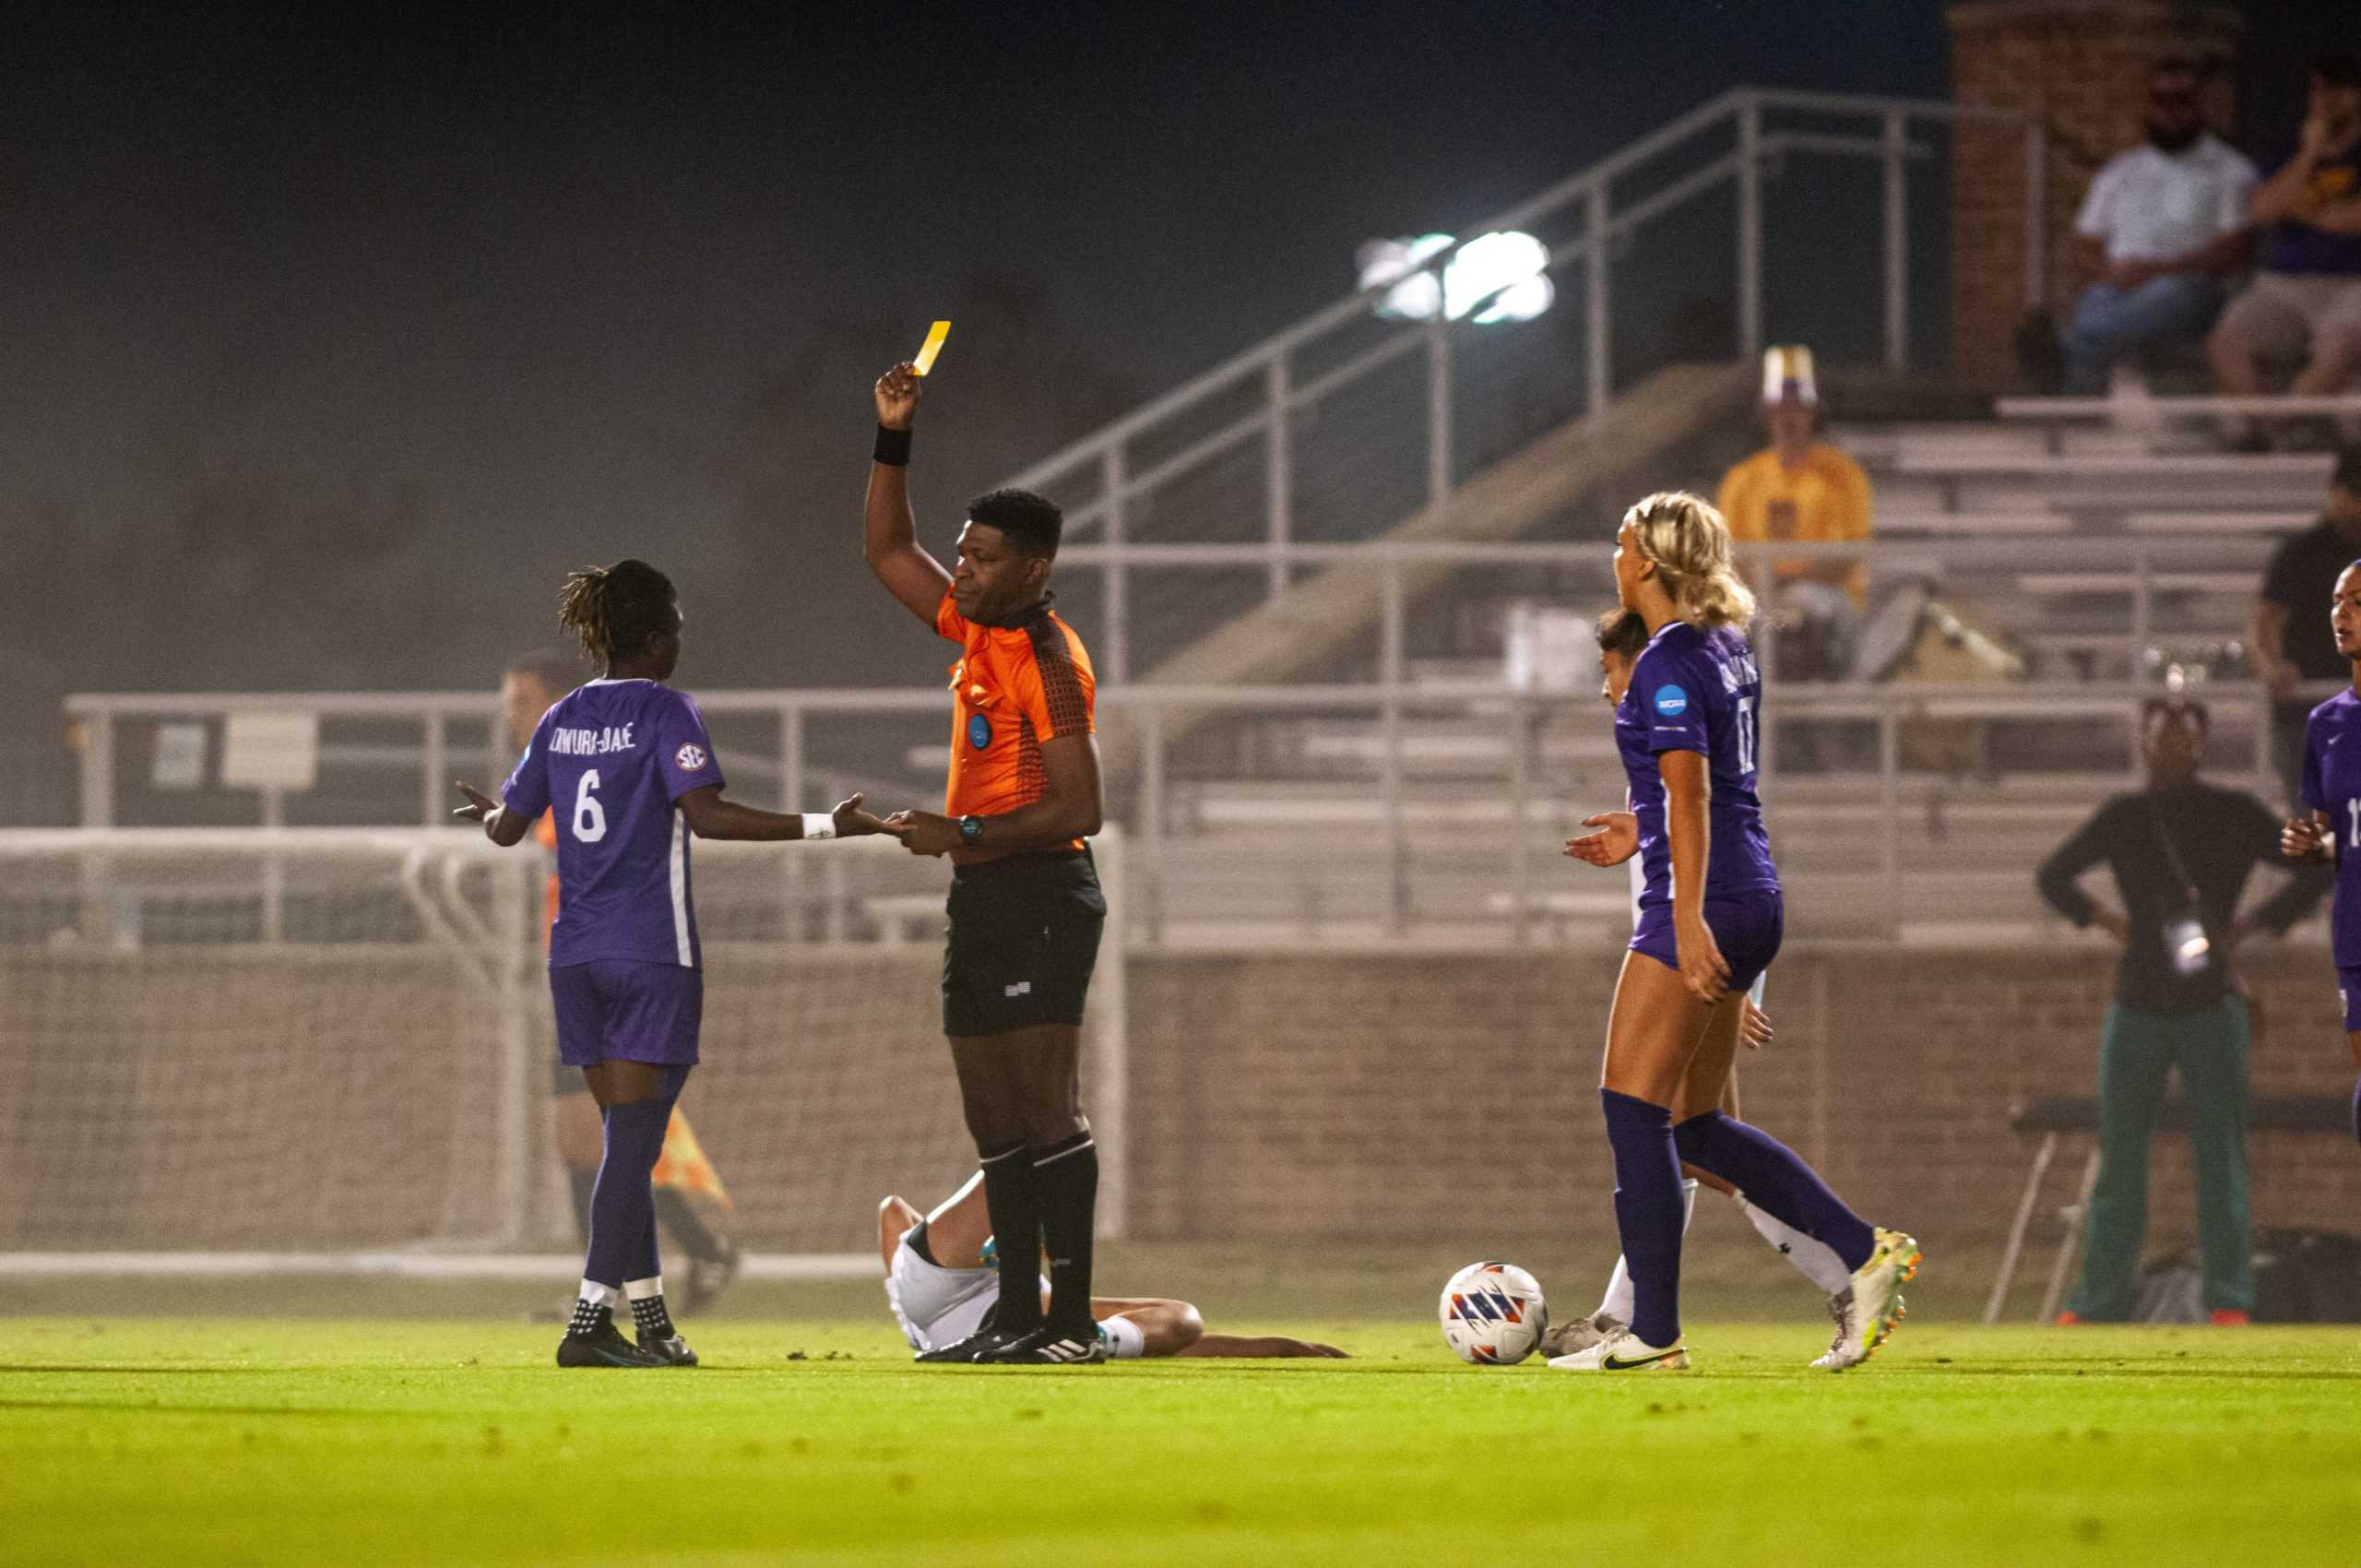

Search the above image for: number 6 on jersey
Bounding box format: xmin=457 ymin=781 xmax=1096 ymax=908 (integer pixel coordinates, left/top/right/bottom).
xmin=573 ymin=769 xmax=608 ymax=843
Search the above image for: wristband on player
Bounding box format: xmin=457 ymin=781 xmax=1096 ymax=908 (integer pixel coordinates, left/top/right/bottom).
xmin=872 ymin=425 xmax=912 ymax=465
xmin=800 ymin=813 xmax=836 ymax=840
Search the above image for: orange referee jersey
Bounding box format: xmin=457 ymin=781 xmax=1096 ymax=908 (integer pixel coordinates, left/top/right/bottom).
xmin=533 ymin=808 xmax=560 ymax=944
xmin=936 ymin=590 xmax=1097 ymax=858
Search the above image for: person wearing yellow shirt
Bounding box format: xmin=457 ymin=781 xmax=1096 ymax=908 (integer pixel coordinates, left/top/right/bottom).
xmin=1714 ymin=347 xmax=1874 ymax=680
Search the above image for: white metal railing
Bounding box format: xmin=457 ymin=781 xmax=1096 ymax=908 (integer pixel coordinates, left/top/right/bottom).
xmin=967 ymin=87 xmax=2043 ymax=682
xmin=66 ymin=523 xmax=2335 ymax=944
xmin=53 ymin=676 xmax=2326 ymax=946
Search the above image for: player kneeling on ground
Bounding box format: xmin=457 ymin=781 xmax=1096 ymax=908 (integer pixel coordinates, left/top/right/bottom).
xmin=879 ymin=1174 xmax=1347 ymax=1360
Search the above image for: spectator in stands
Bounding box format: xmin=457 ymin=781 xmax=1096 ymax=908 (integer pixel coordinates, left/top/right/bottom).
xmin=2210 ymin=54 xmax=2361 ymax=451
xmin=2035 ymin=699 xmax=2329 ymax=1326
xmin=2060 ymin=57 xmax=2256 ymax=395
xmin=2254 ymin=445 xmax=2361 ymax=808
xmin=1716 ymin=346 xmax=1872 ymax=681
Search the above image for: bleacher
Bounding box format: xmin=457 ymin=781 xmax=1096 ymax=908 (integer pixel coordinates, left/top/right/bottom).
xmin=1130 ymin=405 xmax=2331 ymax=947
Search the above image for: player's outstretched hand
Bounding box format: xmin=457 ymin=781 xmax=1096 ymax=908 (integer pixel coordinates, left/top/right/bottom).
xmin=450 ymin=781 xmax=500 ymax=824
xmin=2283 ymin=816 xmax=2333 ymax=863
xmin=1564 ymin=811 xmax=1639 ymax=867
xmin=1673 ymin=910 xmax=1731 ymax=1004
xmin=830 ymin=792 xmax=896 ymax=837
xmin=1739 ymin=997 xmax=1774 ymax=1051
xmin=884 ymin=810 xmax=962 ymax=857
xmin=875 ymin=362 xmax=922 ymax=430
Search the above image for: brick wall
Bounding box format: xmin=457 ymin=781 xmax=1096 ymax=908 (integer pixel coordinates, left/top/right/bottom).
xmin=1946 ymin=0 xmax=2245 ymax=388
xmin=1126 ymin=944 xmax=2361 ymax=1249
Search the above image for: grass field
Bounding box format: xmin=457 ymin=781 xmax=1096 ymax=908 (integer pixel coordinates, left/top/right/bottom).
xmin=6 ymin=1317 xmax=2361 ymax=1566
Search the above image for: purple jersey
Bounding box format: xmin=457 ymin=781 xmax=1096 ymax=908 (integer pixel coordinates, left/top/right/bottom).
xmin=1615 ymin=619 xmax=1778 ymax=914
xmin=500 ymin=678 xmax=726 ymax=969
xmin=2301 ymin=687 xmax=2361 ymax=968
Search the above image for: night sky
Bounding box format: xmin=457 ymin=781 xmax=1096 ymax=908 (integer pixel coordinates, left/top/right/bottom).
xmin=0 ymin=1 xmax=2344 ymax=749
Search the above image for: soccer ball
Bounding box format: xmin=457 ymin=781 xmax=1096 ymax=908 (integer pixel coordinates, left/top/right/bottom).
xmin=1438 ymin=1260 xmax=1548 ymax=1365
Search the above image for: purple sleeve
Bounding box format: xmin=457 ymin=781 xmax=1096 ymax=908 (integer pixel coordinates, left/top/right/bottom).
xmin=654 ymin=692 xmax=727 ymax=802
xmin=1636 ymin=645 xmax=1711 ymax=758
xmin=500 ymin=711 xmax=552 ymax=819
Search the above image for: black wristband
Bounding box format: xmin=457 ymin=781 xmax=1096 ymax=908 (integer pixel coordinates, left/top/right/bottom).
xmin=873 ymin=425 xmax=912 ymax=466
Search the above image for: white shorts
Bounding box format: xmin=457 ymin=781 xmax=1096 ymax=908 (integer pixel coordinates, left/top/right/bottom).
xmin=885 ymin=1231 xmax=1014 ymax=1353
xmin=884 ymin=1229 xmax=1144 ymax=1357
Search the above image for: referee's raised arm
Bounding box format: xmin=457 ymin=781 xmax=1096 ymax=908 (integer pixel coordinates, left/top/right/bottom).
xmin=864 ymin=361 xmax=955 ymax=625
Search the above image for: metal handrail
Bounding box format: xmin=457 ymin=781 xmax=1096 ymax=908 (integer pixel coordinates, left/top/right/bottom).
xmin=963 ymin=87 xmax=2044 ymax=683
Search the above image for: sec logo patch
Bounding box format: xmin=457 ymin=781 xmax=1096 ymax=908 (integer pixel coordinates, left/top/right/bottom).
xmin=967 ymin=713 xmax=993 ymax=749
xmin=674 ymin=743 xmax=707 ymax=770
xmin=1653 ymin=684 xmax=1689 ymax=718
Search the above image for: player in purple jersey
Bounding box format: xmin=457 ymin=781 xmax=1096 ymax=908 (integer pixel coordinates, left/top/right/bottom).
xmin=2281 ymin=558 xmax=2361 ymax=1144
xmin=1551 ymin=493 xmax=1917 ymax=1373
xmin=454 ymin=559 xmax=894 ymax=1367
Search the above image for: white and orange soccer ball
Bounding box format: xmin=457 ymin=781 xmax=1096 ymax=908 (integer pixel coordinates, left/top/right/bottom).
xmin=1438 ymin=1260 xmax=1548 ymax=1365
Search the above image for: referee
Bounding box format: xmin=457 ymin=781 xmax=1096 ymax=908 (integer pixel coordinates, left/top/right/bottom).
xmin=2035 ymin=698 xmax=2329 ymax=1324
xmin=861 ymin=359 xmax=1111 ymax=1366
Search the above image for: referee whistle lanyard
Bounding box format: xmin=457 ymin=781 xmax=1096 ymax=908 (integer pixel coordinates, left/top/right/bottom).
xmin=2147 ymin=790 xmax=2216 ymax=982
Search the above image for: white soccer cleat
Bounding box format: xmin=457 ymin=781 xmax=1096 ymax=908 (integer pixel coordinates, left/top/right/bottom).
xmin=1536 ymin=1311 xmax=1621 ymax=1360
xmin=1812 ymin=1227 xmax=1921 ymax=1372
xmin=1547 ymin=1324 xmax=1689 ymax=1372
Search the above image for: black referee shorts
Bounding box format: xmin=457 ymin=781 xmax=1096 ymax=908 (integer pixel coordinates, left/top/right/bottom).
xmin=942 ymin=849 xmax=1106 ymax=1038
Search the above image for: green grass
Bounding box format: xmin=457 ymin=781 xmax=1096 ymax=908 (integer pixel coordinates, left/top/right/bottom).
xmin=5 ymin=1318 xmax=2360 ymax=1567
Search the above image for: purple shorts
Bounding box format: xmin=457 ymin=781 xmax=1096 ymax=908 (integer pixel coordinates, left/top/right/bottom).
xmin=550 ymin=959 xmax=703 ymax=1069
xmin=1631 ymin=888 xmax=1784 ymax=996
xmin=2341 ymin=968 xmax=2361 ymax=1032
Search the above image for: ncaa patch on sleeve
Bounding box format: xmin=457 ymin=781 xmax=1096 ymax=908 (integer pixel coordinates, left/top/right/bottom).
xmin=1653 ymin=684 xmax=1689 ymax=718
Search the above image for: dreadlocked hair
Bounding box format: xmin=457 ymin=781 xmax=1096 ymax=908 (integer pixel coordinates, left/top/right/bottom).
xmin=556 ymin=559 xmax=679 ymax=668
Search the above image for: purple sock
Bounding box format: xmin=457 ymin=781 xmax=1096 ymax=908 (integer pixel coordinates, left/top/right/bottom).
xmin=1599 ymin=1088 xmax=1686 ymax=1348
xmin=1672 ymin=1110 xmax=1875 ymax=1272
xmin=585 ymin=1075 xmax=684 ymax=1289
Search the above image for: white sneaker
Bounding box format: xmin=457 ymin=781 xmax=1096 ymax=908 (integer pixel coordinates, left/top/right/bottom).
xmin=1548 ymin=1324 xmax=1689 ymax=1372
xmin=1812 ymin=1228 xmax=1920 ymax=1372
xmin=1536 ymin=1311 xmax=1621 ymax=1360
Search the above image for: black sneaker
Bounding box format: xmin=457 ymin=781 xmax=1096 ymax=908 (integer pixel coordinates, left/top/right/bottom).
xmin=636 ymin=1332 xmax=700 ymax=1368
xmin=915 ymin=1320 xmax=1042 ymax=1364
xmin=556 ymin=1305 xmax=665 ymax=1368
xmin=974 ymin=1321 xmax=1107 ymax=1365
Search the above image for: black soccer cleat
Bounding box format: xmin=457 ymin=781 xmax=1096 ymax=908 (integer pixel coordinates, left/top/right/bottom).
xmin=556 ymin=1303 xmax=666 ymax=1368
xmin=974 ymin=1322 xmax=1107 ymax=1366
xmin=915 ymin=1320 xmax=1042 ymax=1364
xmin=636 ymin=1332 xmax=700 ymax=1368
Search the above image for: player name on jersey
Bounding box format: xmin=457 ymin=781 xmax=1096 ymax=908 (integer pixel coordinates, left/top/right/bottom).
xmin=546 ymin=724 xmax=637 ymax=756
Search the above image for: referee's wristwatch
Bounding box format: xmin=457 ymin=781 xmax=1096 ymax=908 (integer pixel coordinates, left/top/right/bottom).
xmin=957 ymin=814 xmax=984 ymax=848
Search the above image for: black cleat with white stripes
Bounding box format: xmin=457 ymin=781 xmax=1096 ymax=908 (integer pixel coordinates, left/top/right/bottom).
xmin=973 ymin=1322 xmax=1107 ymax=1365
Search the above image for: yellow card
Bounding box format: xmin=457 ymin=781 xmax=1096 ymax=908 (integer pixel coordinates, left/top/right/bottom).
xmin=913 ymin=319 xmax=951 ymax=375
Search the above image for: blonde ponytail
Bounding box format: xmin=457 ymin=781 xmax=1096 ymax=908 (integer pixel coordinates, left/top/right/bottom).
xmin=1625 ymin=490 xmax=1757 ymax=631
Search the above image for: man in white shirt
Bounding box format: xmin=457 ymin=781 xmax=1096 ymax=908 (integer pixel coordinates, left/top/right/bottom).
xmin=2060 ymin=57 xmax=2256 ymax=393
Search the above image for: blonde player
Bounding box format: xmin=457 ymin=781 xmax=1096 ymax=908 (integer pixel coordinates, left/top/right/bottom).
xmin=1542 ymin=609 xmax=1855 ymax=1357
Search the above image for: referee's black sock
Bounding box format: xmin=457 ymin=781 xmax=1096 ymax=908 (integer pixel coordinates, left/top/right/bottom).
xmin=1031 ymin=1127 xmax=1098 ymax=1333
xmin=979 ymin=1141 xmax=1044 ymax=1333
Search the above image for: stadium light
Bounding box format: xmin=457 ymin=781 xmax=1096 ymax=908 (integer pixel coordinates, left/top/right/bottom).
xmin=1357 ymin=230 xmax=1554 ymax=324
